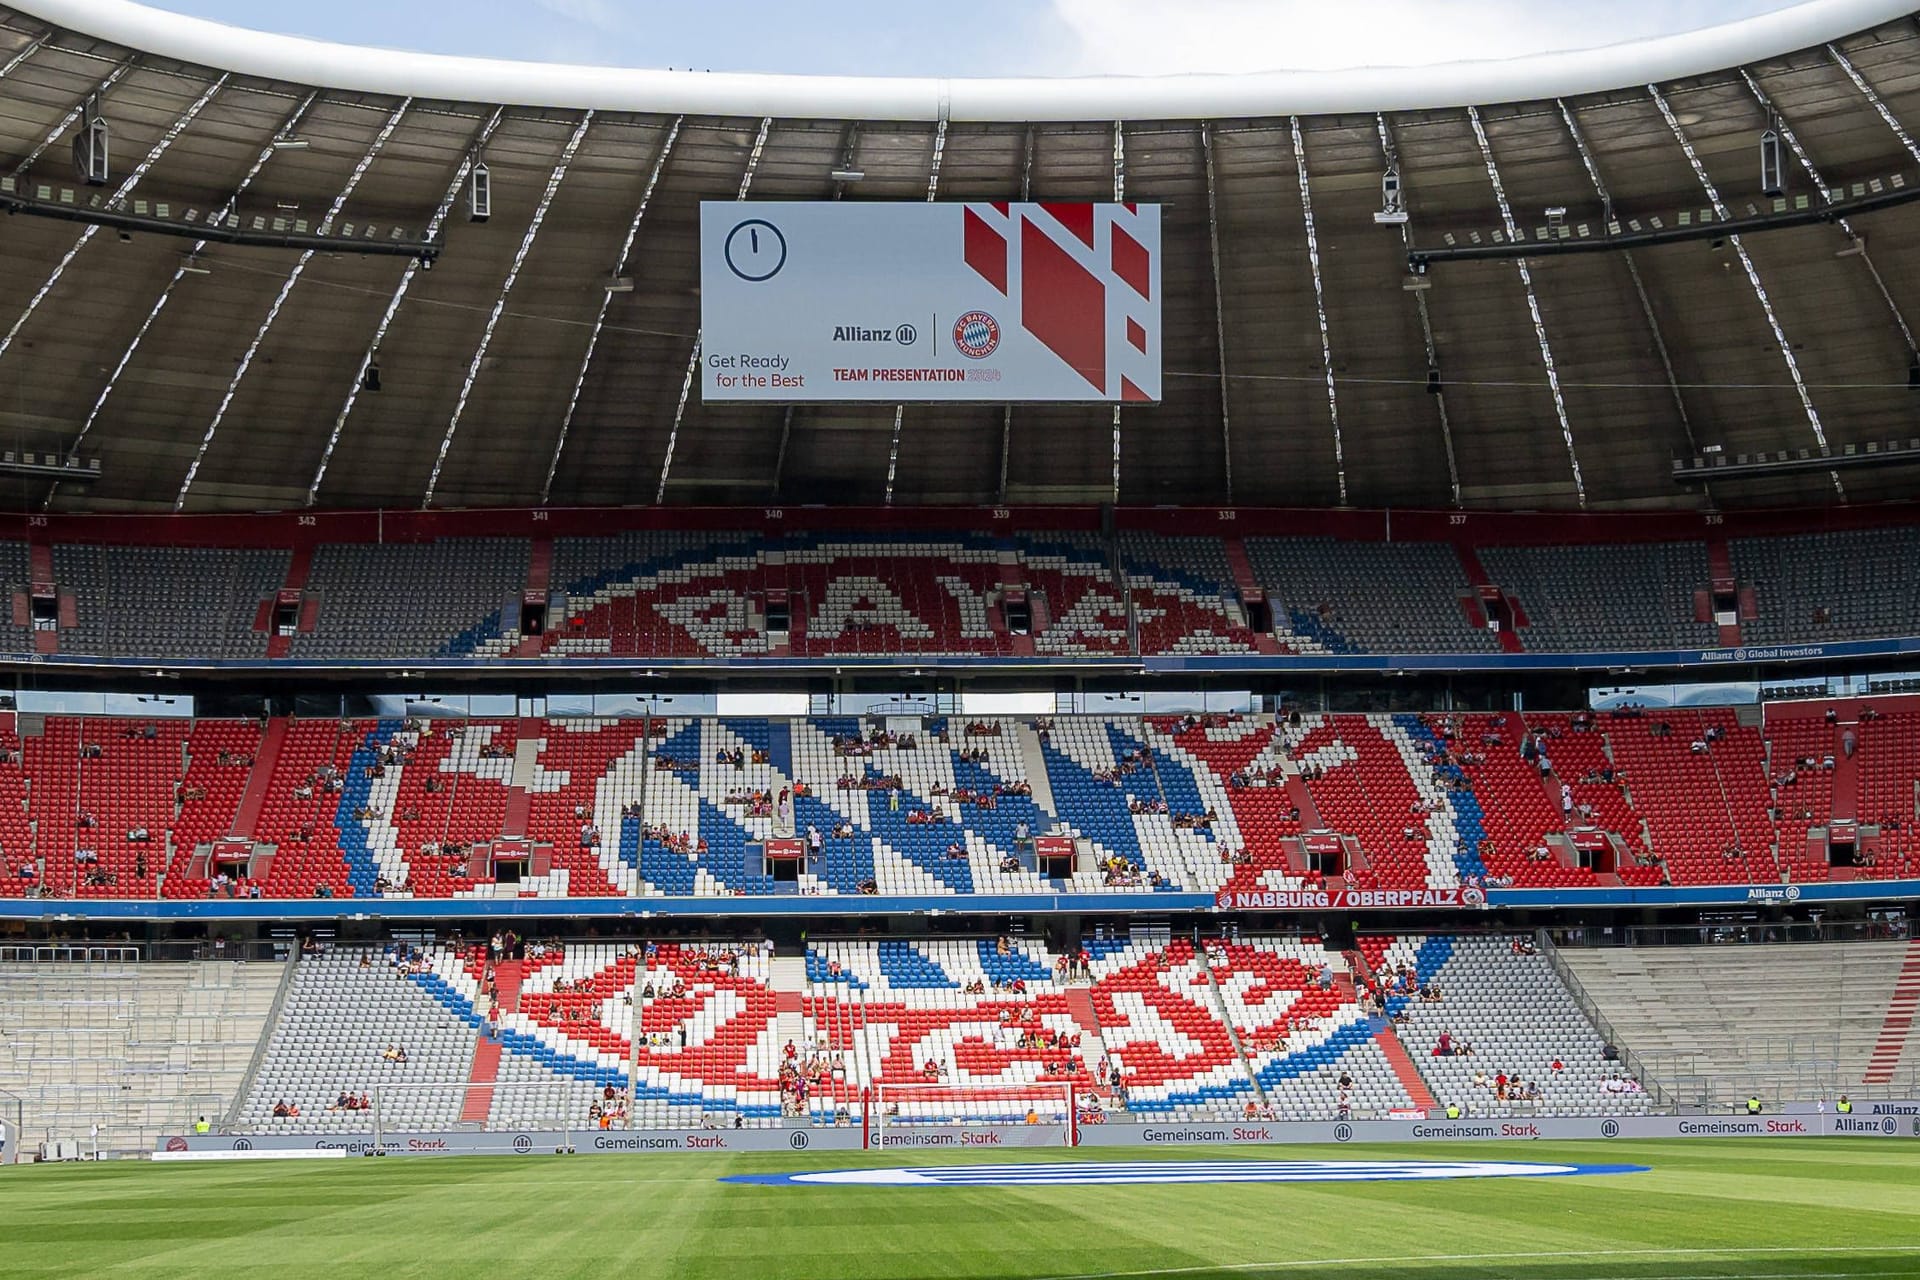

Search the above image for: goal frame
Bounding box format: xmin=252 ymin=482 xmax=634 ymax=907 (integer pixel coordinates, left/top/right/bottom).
xmin=864 ymin=1081 xmax=1079 ymax=1148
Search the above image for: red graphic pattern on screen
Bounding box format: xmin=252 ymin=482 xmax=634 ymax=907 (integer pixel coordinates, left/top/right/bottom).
xmin=1022 ymin=218 xmax=1107 ymax=393
xmin=1041 ymin=202 xmax=1097 ymax=248
xmin=963 ymin=207 xmax=1008 ymax=296
xmin=1111 ymin=226 xmax=1151 ymax=301
xmin=959 ymin=203 xmax=1157 ymax=401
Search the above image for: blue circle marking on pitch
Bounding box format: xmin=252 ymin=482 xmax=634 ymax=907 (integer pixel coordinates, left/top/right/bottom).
xmin=722 ymin=1159 xmax=1649 ymax=1187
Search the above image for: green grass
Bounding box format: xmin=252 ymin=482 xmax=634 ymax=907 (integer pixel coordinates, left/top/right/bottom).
xmin=2 ymin=1139 xmax=1918 ymax=1279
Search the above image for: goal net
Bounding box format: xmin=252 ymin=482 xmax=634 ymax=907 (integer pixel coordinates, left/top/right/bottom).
xmin=867 ymin=1082 xmax=1079 ymax=1148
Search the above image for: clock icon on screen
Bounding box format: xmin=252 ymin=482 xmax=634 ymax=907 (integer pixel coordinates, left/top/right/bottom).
xmin=724 ymin=219 xmax=787 ymax=282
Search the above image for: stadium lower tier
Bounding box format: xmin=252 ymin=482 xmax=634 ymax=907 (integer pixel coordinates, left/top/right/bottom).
xmin=3 ymin=704 xmax=1911 ymax=900
xmin=234 ymin=932 xmax=1652 ymax=1135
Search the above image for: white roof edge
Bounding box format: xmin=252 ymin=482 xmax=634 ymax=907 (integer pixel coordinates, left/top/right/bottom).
xmin=10 ymin=0 xmax=1917 ymax=121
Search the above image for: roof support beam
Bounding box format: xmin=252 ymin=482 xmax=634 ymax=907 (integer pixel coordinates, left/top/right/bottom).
xmin=998 ymin=124 xmax=1036 ymax=505
xmin=830 ymin=122 xmax=863 ymax=198
xmin=881 ymin=406 xmax=906 ymax=504
xmin=1200 ymin=123 xmax=1235 ymax=504
xmin=0 ymin=31 xmax=50 ymax=83
xmin=1289 ymin=116 xmax=1347 ymax=506
xmin=1376 ymin=115 xmax=1460 ymax=507
xmin=768 ymin=122 xmax=863 ymax=500
xmin=305 ymin=108 xmax=503 ymax=507
xmin=1829 ymin=43 xmax=1920 ymax=160
xmin=0 ymin=60 xmax=175 ymax=369
xmin=885 ymin=116 xmax=948 ymax=506
xmin=50 ymin=89 xmax=319 ymax=508
xmin=656 ymin=115 xmax=770 ymax=505
xmin=542 ymin=115 xmax=681 ymax=504
xmin=1110 ymin=120 xmax=1125 ymax=504
xmin=1745 ymin=69 xmax=1916 ymax=362
xmin=177 ymin=96 xmax=410 ymax=511
xmin=1557 ymin=99 xmax=1703 ymax=468
xmin=1467 ymin=106 xmax=1586 ymax=508
xmin=1648 ymin=84 xmax=1841 ymax=500
xmin=425 ymin=109 xmax=593 ymax=507
xmin=769 ymin=404 xmax=794 ymax=500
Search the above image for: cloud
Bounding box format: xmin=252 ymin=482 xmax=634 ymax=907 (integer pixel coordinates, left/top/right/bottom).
xmin=529 ymin=0 xmax=622 ymax=34
xmin=1043 ymin=0 xmax=1790 ymax=75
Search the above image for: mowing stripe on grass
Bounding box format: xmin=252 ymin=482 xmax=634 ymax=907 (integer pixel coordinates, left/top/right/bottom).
xmin=1030 ymin=1244 xmax=1920 ymax=1280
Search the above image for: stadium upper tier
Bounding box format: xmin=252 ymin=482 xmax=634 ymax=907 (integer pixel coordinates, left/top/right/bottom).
xmin=3 ymin=2 xmax=1920 ymax=511
xmin=3 ymin=700 xmax=1909 ymax=901
xmin=0 ymin=506 xmax=1916 ymax=664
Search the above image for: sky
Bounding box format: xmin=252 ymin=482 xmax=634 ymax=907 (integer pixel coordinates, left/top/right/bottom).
xmin=139 ymin=0 xmax=1800 ymax=77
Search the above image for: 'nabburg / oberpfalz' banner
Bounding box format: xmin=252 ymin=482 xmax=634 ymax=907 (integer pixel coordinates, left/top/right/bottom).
xmin=699 ymin=202 xmax=1161 ymax=403
xmin=1216 ymin=887 xmax=1488 ymax=910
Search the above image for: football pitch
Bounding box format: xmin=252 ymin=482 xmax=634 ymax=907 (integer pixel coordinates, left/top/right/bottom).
xmin=2 ymin=1139 xmax=1916 ymax=1279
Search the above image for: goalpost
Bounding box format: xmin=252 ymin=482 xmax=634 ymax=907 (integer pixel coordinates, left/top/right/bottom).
xmin=865 ymin=1082 xmax=1080 ymax=1148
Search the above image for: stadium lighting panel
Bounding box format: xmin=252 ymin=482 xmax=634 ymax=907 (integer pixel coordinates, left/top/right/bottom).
xmin=1374 ymin=165 xmax=1407 ymax=224
xmin=1760 ymin=126 xmax=1786 ymax=196
xmin=467 ymin=159 xmax=491 ymax=222
xmin=72 ymin=98 xmax=108 ymax=187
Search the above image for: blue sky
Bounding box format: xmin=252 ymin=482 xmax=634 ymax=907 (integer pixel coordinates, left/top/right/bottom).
xmin=143 ymin=0 xmax=1793 ymax=76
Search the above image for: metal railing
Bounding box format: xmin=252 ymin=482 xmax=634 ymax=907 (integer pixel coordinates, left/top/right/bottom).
xmin=0 ymin=1087 xmax=20 ymax=1165
xmin=1534 ymin=927 xmax=1673 ymax=1111
xmin=1641 ymin=1055 xmax=1844 ymax=1113
xmin=1543 ymin=926 xmax=1919 ymax=1110
xmin=0 ymin=943 xmax=141 ymax=964
xmin=1546 ymin=918 xmax=1910 ymax=949
xmin=0 ymin=940 xmax=286 ymax=964
xmin=226 ymin=950 xmax=300 ymax=1130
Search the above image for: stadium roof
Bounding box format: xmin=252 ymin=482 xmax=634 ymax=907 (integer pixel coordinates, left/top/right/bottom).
xmin=2 ymin=0 xmax=1920 ymax=514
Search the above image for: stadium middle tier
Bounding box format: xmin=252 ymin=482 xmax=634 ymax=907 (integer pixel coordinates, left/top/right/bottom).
xmin=5 ymin=515 xmax=1920 ymax=662
xmin=4 ymin=703 xmax=1912 ymax=901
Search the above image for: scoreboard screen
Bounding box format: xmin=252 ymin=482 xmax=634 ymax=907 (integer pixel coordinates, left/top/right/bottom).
xmin=699 ymin=201 xmax=1160 ymax=404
